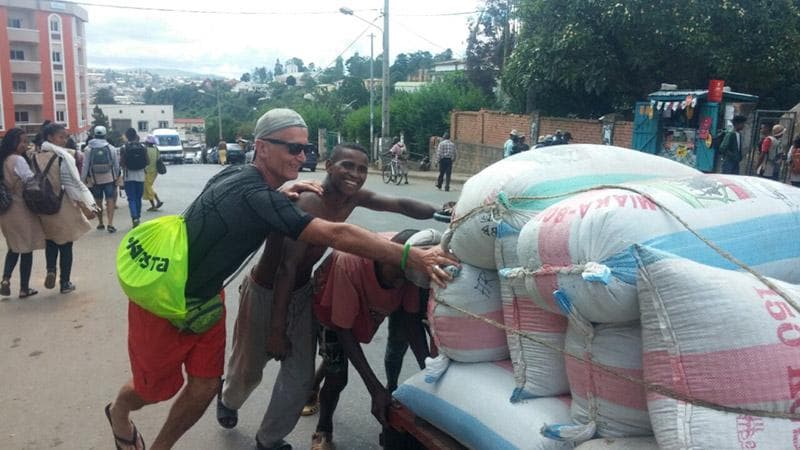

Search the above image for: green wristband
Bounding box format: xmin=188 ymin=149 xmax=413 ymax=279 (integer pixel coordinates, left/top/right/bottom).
xmin=400 ymin=242 xmax=411 ymax=271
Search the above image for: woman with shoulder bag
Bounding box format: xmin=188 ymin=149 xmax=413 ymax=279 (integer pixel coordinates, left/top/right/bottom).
xmin=37 ymin=123 xmax=98 ymax=293
xmin=0 ymin=128 xmax=46 ymax=298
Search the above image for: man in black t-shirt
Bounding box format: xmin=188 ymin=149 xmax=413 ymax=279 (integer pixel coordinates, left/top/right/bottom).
xmin=105 ymin=109 xmax=458 ymax=450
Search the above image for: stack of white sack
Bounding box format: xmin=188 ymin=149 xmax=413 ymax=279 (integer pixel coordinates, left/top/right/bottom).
xmin=393 ymin=360 xmax=574 ymax=450
xmin=513 ymin=175 xmax=800 ymax=443
xmin=574 ymin=437 xmax=659 ymax=450
xmin=449 ymin=145 xmax=697 ymax=402
xmin=635 ymin=246 xmax=800 ymax=449
xmin=427 ymin=264 xmax=508 ymax=380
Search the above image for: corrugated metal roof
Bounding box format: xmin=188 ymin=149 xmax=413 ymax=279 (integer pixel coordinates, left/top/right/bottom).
xmin=647 ymin=89 xmax=758 ymax=102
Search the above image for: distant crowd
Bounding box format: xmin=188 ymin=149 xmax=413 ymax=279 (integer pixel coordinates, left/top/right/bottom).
xmin=504 ymin=129 xmax=574 ymax=158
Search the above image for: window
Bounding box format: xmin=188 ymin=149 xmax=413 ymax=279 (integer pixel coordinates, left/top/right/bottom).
xmin=14 ymin=111 xmax=30 ymax=122
xmin=52 ymin=51 xmax=61 ymax=63
xmin=50 ymin=19 xmax=60 ymax=32
xmin=158 ymin=121 xmax=169 ymax=128
xmin=56 ymin=111 xmax=65 ymax=122
xmin=10 ymin=49 xmax=24 ymax=60
xmin=138 ymin=121 xmax=149 ymax=132
xmin=7 ymin=18 xmax=22 ymax=28
xmin=54 ymin=81 xmax=63 ymax=92
xmin=12 ymin=81 xmax=27 ymax=92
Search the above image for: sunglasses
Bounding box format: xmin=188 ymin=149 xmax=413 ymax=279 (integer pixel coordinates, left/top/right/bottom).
xmin=259 ymin=138 xmax=314 ymax=156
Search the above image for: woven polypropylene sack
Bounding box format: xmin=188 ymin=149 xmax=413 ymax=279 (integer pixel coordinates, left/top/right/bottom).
xmin=516 ymin=175 xmax=800 ymax=323
xmin=496 ymin=222 xmax=569 ymax=400
xmin=429 ymin=264 xmax=509 ymax=363
xmin=544 ymin=322 xmax=651 ymax=444
xmin=394 ymin=360 xmax=573 ymax=450
xmin=635 ymin=246 xmax=800 ymax=450
xmin=117 ymin=215 xmax=188 ymax=320
xmin=447 ymin=144 xmax=698 ymax=269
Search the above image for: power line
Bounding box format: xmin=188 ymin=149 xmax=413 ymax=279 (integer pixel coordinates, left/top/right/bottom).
xmin=321 ymin=24 xmax=373 ymax=71
xmin=393 ymin=20 xmax=448 ymax=51
xmin=62 ymin=0 xmax=371 ymax=16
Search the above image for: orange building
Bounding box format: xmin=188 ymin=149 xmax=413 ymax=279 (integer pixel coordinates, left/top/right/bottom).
xmin=0 ymin=1 xmax=90 ymax=140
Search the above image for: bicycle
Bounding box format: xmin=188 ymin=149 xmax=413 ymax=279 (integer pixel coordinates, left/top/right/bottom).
xmin=381 ymin=153 xmax=404 ymax=185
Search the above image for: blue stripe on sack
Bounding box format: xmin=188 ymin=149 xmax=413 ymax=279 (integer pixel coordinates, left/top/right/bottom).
xmin=510 ymin=386 xmax=540 ymax=403
xmin=602 ymin=213 xmax=800 ymax=284
xmin=507 ymin=173 xmax=658 ymax=210
xmin=496 ymin=221 xmax=519 ymax=239
xmin=393 ymin=384 xmax=518 ymax=450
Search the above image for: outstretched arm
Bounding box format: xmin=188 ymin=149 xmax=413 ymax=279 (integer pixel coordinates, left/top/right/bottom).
xmin=298 ymin=219 xmax=458 ymax=287
xmin=357 ymin=190 xmax=436 ymax=219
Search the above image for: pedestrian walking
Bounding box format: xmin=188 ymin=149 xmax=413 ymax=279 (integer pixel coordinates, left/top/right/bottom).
xmin=719 ymin=115 xmax=746 ymax=175
xmin=757 ymin=124 xmax=785 ymax=180
xmin=37 ymin=123 xmax=97 ymax=293
xmin=120 ymin=128 xmax=148 ymax=228
xmin=435 ymin=132 xmax=456 ymax=192
xmin=105 ymin=108 xmax=457 ymax=450
xmin=218 ymin=140 xmax=227 ymax=165
xmin=0 ymin=128 xmax=45 ymax=298
xmin=143 ymin=135 xmax=164 ymax=211
xmin=82 ymin=125 xmax=120 ymax=232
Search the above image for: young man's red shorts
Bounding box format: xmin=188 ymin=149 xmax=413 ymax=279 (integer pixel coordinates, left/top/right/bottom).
xmin=127 ymin=300 xmax=226 ymax=402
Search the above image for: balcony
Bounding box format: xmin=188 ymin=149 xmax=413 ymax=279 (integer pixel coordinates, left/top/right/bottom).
xmin=13 ymin=92 xmax=43 ymax=105
xmin=7 ymin=27 xmax=39 ymax=44
xmin=10 ymin=60 xmax=41 ymax=75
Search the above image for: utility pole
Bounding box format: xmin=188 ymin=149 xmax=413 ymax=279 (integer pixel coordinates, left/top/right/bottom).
xmin=216 ymin=85 xmax=223 ymax=142
xmin=369 ymin=33 xmax=375 ymax=160
xmin=381 ymin=0 xmax=390 ymax=146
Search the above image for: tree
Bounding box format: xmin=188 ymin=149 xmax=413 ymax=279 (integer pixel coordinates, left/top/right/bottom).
xmin=286 ymin=57 xmax=306 ymax=72
xmin=337 ymin=76 xmax=369 ymax=109
xmin=274 ymin=59 xmax=284 ymax=76
xmin=434 ymin=48 xmax=454 ymax=62
xmin=466 ymin=0 xmax=513 ymax=98
xmin=286 ymin=75 xmax=297 ymax=86
xmin=240 ymin=72 xmax=251 ymax=82
xmin=390 ymin=51 xmax=433 ymax=83
xmin=346 ymin=53 xmax=371 ymax=79
xmin=94 ymin=87 xmax=116 ymax=104
xmin=253 ymin=67 xmax=269 ymax=83
xmin=503 ymin=0 xmax=800 ymax=116
xmin=91 ymin=105 xmax=109 ymax=129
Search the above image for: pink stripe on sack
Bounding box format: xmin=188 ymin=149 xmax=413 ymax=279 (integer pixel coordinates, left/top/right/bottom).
xmin=502 ymin=293 xmax=568 ymax=334
xmin=710 ymin=175 xmax=752 ymax=200
xmin=566 ymin=357 xmax=647 ymax=410
xmin=493 ymin=359 xmax=514 ymax=372
xmin=644 ymin=343 xmax=800 ymax=406
xmin=433 ymin=310 xmax=507 ymax=351
xmin=534 ymin=203 xmax=579 ymax=312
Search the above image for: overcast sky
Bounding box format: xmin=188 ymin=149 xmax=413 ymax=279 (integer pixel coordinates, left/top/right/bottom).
xmin=83 ymin=0 xmax=481 ymax=78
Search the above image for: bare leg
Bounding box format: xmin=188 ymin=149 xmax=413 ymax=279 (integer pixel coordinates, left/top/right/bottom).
xmin=96 ymin=201 xmax=104 ymax=226
xmin=150 ymin=376 xmax=219 ymax=450
xmin=316 ymin=366 xmax=347 ymax=435
xmin=106 ymin=199 xmax=116 ymax=227
xmin=109 ymin=381 xmax=151 ymax=449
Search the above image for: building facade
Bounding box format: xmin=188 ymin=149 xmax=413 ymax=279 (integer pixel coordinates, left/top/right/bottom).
xmin=0 ymin=0 xmax=90 ymax=139
xmin=95 ymin=104 xmax=175 ymax=141
xmin=174 ymin=117 xmax=205 ymax=144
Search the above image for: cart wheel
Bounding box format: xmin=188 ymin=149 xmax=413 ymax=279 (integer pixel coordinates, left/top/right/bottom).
xmin=382 ymin=165 xmax=393 ymax=183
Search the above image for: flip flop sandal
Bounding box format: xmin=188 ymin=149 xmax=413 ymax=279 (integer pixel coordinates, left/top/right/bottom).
xmin=216 ymin=381 xmax=238 ymax=429
xmin=18 ymin=288 xmax=38 ymax=299
xmin=0 ymin=279 xmax=10 ymax=296
xmin=301 ymin=393 xmax=320 ymax=416
xmin=105 ymin=403 xmax=146 ymax=450
xmin=107 ymin=225 xmax=117 ymax=233
xmin=257 ymin=438 xmax=292 ymax=450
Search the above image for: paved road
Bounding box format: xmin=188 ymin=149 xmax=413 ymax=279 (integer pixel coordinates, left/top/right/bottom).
xmin=0 ymin=163 xmax=462 ymax=450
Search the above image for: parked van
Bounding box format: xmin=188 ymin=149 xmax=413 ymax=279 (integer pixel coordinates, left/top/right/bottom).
xmin=152 ymin=128 xmax=183 ymax=164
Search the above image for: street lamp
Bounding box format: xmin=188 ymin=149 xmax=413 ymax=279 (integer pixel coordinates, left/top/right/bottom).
xmin=197 ymin=85 xmax=223 ymax=143
xmin=340 ymin=3 xmax=390 ymax=161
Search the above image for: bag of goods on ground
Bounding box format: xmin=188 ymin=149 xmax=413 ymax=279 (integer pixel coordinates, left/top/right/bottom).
xmin=429 ymin=264 xmax=509 ymax=363
xmin=496 ymin=222 xmax=569 ymax=401
xmin=574 ymin=437 xmax=659 ymax=449
xmin=515 ymin=175 xmax=800 ymax=323
xmin=448 ymin=144 xmax=699 ymax=269
xmin=543 ymin=322 xmax=651 ymax=444
xmin=394 ymin=360 xmax=573 ymax=450
xmin=634 ymin=246 xmax=800 ymax=450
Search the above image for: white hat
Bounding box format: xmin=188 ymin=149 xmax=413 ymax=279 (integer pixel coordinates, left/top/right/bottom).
xmin=510 ymin=129 xmax=519 ymax=136
xmin=94 ymin=125 xmax=107 ymax=137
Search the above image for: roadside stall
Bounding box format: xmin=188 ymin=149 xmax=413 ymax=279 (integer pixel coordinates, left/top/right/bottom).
xmin=632 ymin=82 xmax=758 ymax=172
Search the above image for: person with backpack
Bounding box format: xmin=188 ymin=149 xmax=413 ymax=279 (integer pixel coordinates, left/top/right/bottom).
xmin=718 ymin=115 xmax=747 ymax=175
xmin=37 ymin=123 xmax=97 ymax=293
xmin=81 ymin=125 xmax=120 ymax=233
xmin=120 ymin=128 xmax=148 ymax=228
xmin=757 ymin=124 xmax=786 ymax=180
xmin=0 ymin=128 xmax=45 ymax=298
xmin=143 ymin=135 xmax=164 ymax=212
xmin=786 ymin=136 xmax=800 ymax=187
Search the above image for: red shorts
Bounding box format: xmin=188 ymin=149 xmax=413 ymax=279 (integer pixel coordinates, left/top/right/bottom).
xmin=127 ymin=300 xmax=226 ymax=403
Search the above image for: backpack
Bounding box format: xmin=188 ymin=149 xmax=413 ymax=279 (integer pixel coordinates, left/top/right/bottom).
xmin=23 ymin=153 xmax=63 ymax=215
xmin=90 ymin=145 xmax=112 ymax=174
xmin=791 ymin=148 xmax=800 ymax=175
xmin=123 ymin=142 xmax=148 ymax=171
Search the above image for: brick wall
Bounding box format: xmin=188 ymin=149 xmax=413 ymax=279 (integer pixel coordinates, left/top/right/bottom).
xmin=429 ymin=136 xmax=503 ymax=174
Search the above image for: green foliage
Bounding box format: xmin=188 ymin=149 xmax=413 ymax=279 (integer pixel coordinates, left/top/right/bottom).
xmin=466 ymin=0 xmax=514 ymax=98
xmin=346 ymin=53 xmax=371 ymax=79
xmin=240 ymin=73 xmax=251 ymax=82
xmin=503 ymin=0 xmax=800 ymax=116
xmin=91 ymin=105 xmax=109 ymax=129
xmin=390 ymin=51 xmax=434 ymax=83
xmin=94 ymin=87 xmax=116 ymax=104
xmin=337 ymin=76 xmax=370 ymax=109
xmin=296 ymin=103 xmax=336 ymax=144
xmin=274 ymin=59 xmax=284 ymax=76
xmin=342 ymin=106 xmax=380 ymax=148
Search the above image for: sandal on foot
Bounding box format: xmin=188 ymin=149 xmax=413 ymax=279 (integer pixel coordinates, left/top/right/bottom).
xmin=97 ymin=224 xmax=106 ymax=230
xmin=44 ymin=272 xmax=56 ymax=289
xmin=104 ymin=403 xmax=146 ymax=450
xmin=257 ymin=439 xmax=292 ymax=450
xmin=19 ymin=288 xmax=38 ymax=299
xmin=107 ymin=225 xmax=117 ymax=233
xmin=0 ymin=279 xmax=10 ymax=296
xmin=216 ymin=381 xmax=238 ymax=429
xmin=301 ymin=393 xmax=320 ymax=416
xmin=311 ymin=432 xmax=334 ymax=450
